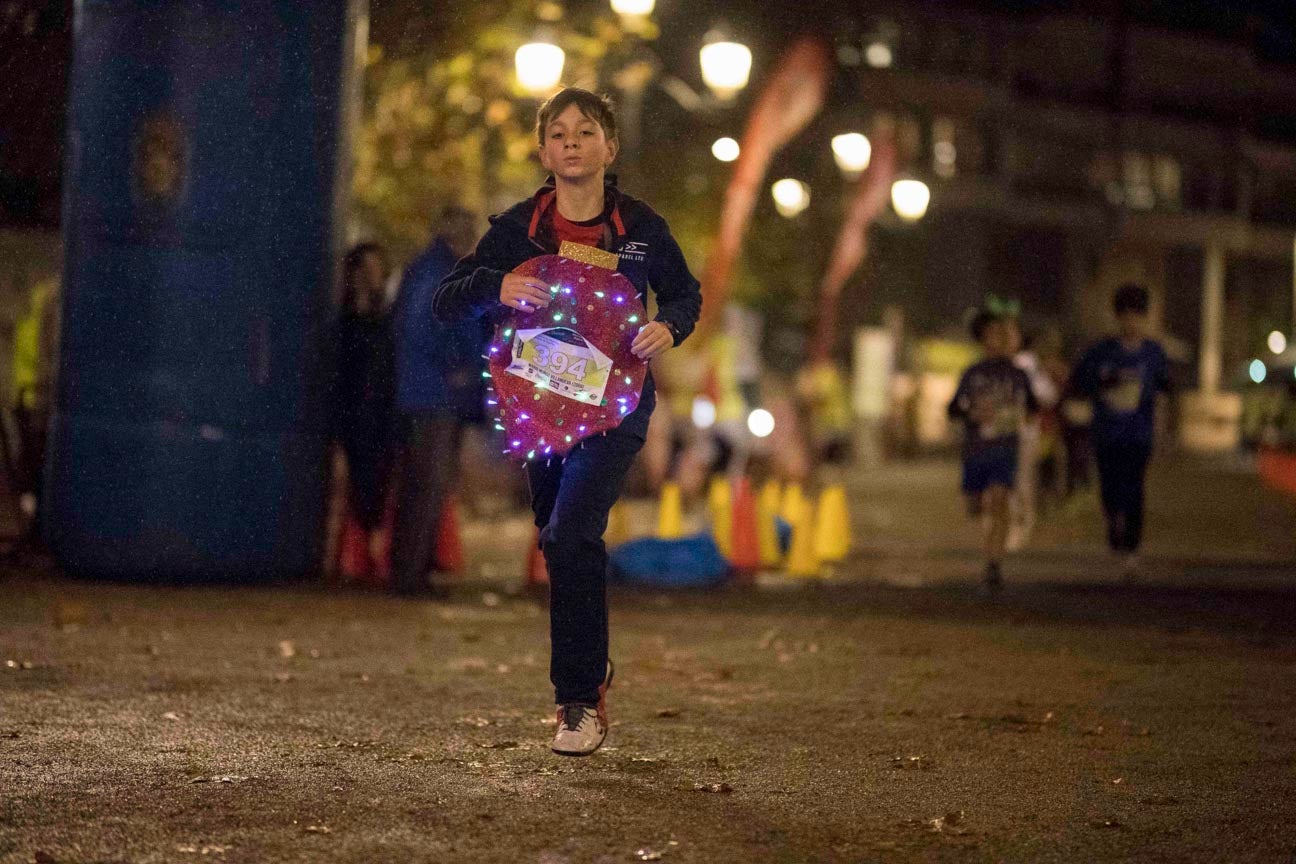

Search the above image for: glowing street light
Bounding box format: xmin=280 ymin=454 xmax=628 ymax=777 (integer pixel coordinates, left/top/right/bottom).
xmin=747 ymin=408 xmax=775 ymax=438
xmin=515 ymin=40 xmax=565 ymax=96
xmin=771 ymin=179 xmax=810 ymax=218
xmin=700 ymin=34 xmax=752 ymax=100
xmin=865 ymin=41 xmax=894 ymax=68
xmin=711 ymin=137 xmax=740 ymax=162
xmin=692 ymin=397 xmax=717 ymax=430
xmin=1250 ymin=359 xmax=1267 ymax=384
xmin=610 ymin=0 xmax=655 ymax=15
xmin=891 ymin=178 xmax=930 ymax=221
xmin=831 ymin=132 xmax=872 ymax=176
xmin=1268 ymin=330 xmax=1287 ymax=354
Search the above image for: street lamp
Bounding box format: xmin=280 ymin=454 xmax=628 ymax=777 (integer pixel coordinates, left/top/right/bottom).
xmin=515 ymin=39 xmax=565 ymax=96
xmin=831 ymin=132 xmax=871 ymax=176
xmin=772 ymin=178 xmax=810 ymax=218
xmin=712 ymin=136 xmax=740 ymax=162
xmin=610 ymin=0 xmax=655 ymax=15
xmin=747 ymin=408 xmax=775 ymax=438
xmin=891 ymin=178 xmax=930 ymax=221
xmin=699 ymin=33 xmax=752 ymax=100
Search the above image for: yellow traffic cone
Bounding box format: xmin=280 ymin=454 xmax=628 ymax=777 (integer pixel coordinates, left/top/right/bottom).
xmin=757 ymin=480 xmax=783 ymax=568
xmin=813 ymin=484 xmax=851 ymax=563
xmin=707 ymin=475 xmax=733 ymax=558
xmin=656 ymin=482 xmax=683 ymax=540
xmin=786 ymin=494 xmax=821 ymax=578
xmin=607 ymin=499 xmax=631 ymax=547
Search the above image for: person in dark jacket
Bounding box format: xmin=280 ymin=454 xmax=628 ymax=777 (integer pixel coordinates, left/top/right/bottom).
xmin=433 ymin=88 xmax=701 ymax=757
xmin=1069 ymin=283 xmax=1173 ymax=581
xmin=331 ymin=242 xmax=396 ymax=582
xmin=389 ymin=206 xmax=488 ymax=596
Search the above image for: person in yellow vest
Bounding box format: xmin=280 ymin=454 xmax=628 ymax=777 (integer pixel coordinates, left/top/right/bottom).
xmin=9 ymin=275 xmax=60 ymax=544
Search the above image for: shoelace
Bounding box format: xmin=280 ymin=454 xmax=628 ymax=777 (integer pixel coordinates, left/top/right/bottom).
xmin=560 ymin=704 xmax=591 ymax=731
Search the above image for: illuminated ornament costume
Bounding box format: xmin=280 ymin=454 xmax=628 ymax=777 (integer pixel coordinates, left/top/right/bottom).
xmin=487 ymin=242 xmax=648 ymax=461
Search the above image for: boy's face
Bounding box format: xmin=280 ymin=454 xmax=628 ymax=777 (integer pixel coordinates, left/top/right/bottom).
xmin=539 ymin=104 xmax=618 ymax=183
xmin=980 ymin=319 xmax=1015 ymax=358
xmin=1117 ymin=309 xmax=1148 ymax=341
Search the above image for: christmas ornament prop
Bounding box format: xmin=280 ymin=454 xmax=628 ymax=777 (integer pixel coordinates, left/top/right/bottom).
xmin=488 ymin=243 xmax=649 ymax=461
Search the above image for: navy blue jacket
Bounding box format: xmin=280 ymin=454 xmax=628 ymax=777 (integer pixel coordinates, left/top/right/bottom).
xmin=392 ymin=238 xmax=489 ymax=419
xmin=433 ymin=179 xmax=702 ymax=438
xmin=1070 ymin=337 xmax=1172 ymax=448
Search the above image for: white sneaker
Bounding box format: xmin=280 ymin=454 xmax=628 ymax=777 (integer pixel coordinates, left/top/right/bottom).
xmin=551 ymin=703 xmax=607 ymax=757
xmin=551 ymin=660 xmax=613 ymax=757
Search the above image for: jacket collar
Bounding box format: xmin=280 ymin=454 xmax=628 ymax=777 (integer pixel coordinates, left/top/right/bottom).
xmin=526 ymin=175 xmax=627 ymax=252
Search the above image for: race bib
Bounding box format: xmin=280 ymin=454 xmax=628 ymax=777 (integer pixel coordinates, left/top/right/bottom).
xmin=505 ymin=327 xmax=613 ymax=405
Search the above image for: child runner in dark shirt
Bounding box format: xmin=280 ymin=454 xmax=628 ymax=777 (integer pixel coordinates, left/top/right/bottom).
xmin=949 ymin=306 xmax=1039 ymax=591
xmin=1069 ymin=283 xmax=1172 ymax=580
xmin=433 ymin=88 xmax=702 ymax=757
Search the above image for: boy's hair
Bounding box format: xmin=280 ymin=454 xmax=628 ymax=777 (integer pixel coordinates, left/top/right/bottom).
xmin=535 ymin=88 xmax=618 ymax=144
xmin=1113 ymin=282 xmax=1150 ymax=315
xmin=969 ymin=309 xmax=1001 ymax=342
xmin=968 ymin=296 xmax=1020 ymax=342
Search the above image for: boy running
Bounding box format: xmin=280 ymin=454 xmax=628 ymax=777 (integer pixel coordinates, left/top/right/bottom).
xmin=433 ymin=88 xmax=701 ymax=756
xmin=949 ymin=304 xmax=1039 ymax=592
xmin=1069 ymin=283 xmax=1172 ymax=580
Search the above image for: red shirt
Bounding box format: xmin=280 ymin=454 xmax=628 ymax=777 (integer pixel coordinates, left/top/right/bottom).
xmin=552 ymin=208 xmax=605 ymax=249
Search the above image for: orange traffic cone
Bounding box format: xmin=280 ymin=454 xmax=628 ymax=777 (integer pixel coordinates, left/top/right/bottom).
xmin=729 ymin=477 xmax=761 ymax=579
xmin=434 ymin=495 xmax=465 ymax=574
xmin=526 ymin=527 xmax=549 ymax=587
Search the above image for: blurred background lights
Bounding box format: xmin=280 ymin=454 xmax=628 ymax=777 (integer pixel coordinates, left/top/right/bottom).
xmin=865 ymin=41 xmax=894 ymax=68
xmin=747 ymin=408 xmax=775 ymax=438
xmin=891 ymin=178 xmax=931 ymax=221
xmin=711 ymin=136 xmax=740 ymax=162
xmin=691 ymin=396 xmax=717 ymax=429
xmin=831 ymin=132 xmax=872 ymax=175
xmin=609 ymin=0 xmax=655 ymax=15
xmin=514 ymin=41 xmax=565 ymax=95
xmin=699 ymin=37 xmax=752 ymax=99
xmin=1250 ymin=359 xmax=1267 ymax=384
xmin=771 ymin=178 xmax=810 ymax=218
xmin=1268 ymin=330 xmax=1287 ymax=354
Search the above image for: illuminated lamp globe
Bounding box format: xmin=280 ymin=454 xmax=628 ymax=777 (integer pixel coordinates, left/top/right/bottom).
xmin=515 ymin=41 xmax=565 ymax=95
xmin=712 ymin=137 xmax=740 ymax=162
xmin=692 ymin=397 xmax=717 ymax=430
xmin=610 ymin=0 xmax=655 ymax=14
xmin=831 ymin=132 xmax=872 ymax=175
xmin=771 ymin=178 xmax=810 ymax=218
xmin=891 ymin=178 xmax=930 ymax=221
xmin=1249 ymin=359 xmax=1267 ymax=384
xmin=700 ymin=37 xmax=752 ymax=100
xmin=747 ymin=408 xmax=776 ymax=438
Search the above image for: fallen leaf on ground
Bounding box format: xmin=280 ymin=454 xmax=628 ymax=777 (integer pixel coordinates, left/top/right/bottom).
xmin=278 ymin=640 xmax=296 ymax=659
xmin=304 ymin=825 xmax=331 ymax=834
xmin=890 ymin=755 xmax=936 ymax=771
xmin=162 ymin=712 xmax=181 ymax=721
xmin=655 ymin=708 xmax=681 ymax=718
xmin=927 ymin=811 xmax=968 ymax=834
xmin=691 ymin=782 xmax=734 ymax=794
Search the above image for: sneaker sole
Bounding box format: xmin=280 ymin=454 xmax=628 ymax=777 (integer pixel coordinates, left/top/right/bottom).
xmin=551 ymin=736 xmax=607 ymax=758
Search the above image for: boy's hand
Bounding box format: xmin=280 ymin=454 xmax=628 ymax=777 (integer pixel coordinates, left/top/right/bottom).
xmin=631 ymin=321 xmax=673 ymax=360
xmin=500 ymin=273 xmax=552 ymax=311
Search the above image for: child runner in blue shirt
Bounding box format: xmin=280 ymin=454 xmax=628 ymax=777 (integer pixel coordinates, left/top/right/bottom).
xmin=433 ymin=88 xmax=702 ymax=756
xmin=949 ymin=305 xmax=1039 ymax=592
xmin=1069 ymin=283 xmax=1172 ymax=580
